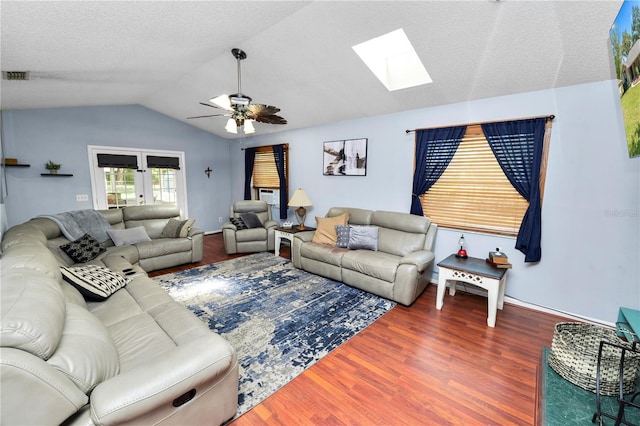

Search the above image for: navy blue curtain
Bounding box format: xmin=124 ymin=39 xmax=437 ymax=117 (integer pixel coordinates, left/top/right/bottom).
xmin=482 ymin=118 xmax=546 ymax=262
xmin=243 ymin=148 xmax=256 ymax=200
xmin=410 ymin=126 xmax=466 ymax=215
xmin=273 ymin=144 xmax=288 ymax=220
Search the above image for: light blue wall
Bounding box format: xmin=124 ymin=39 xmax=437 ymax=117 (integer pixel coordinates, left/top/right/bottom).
xmin=232 ymin=80 xmax=640 ymax=322
xmin=1 ymin=105 xmax=232 ymax=233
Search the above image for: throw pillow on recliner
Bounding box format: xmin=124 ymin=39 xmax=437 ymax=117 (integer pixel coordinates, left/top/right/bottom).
xmin=239 ymin=212 xmax=263 ymax=229
xmin=107 ymin=226 xmax=152 ymax=246
xmin=60 ymin=233 xmax=106 ymax=263
xmin=61 ymin=265 xmax=130 ymax=301
xmin=229 ymin=217 xmax=248 ymax=230
xmin=348 ymin=225 xmax=379 ymax=251
xmin=161 ymin=218 xmax=195 ymax=238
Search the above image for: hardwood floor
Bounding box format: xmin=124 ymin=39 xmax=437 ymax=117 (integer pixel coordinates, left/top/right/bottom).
xmin=152 ymin=233 xmax=570 ymax=425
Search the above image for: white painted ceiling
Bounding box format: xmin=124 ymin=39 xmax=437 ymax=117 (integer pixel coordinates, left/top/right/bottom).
xmin=0 ymin=1 xmax=623 ymax=139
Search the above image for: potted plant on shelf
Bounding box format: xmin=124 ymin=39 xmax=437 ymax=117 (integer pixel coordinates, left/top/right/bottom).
xmin=44 ymin=160 xmax=61 ymax=175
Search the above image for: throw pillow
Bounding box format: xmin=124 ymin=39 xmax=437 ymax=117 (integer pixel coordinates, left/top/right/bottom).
xmin=230 ymin=217 xmax=248 ymax=230
xmin=312 ymin=212 xmax=349 ymax=245
xmin=60 ymin=233 xmax=106 ymax=263
xmin=107 ymin=226 xmax=152 ymax=247
xmin=239 ymin=212 xmax=263 ymax=229
xmin=335 ymin=224 xmax=351 ymax=248
xmin=348 ymin=225 xmax=379 ymax=251
xmin=60 ymin=265 xmax=130 ymax=301
xmin=161 ymin=218 xmax=195 ymax=238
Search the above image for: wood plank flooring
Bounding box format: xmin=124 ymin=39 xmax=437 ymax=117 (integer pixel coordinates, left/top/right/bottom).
xmin=151 ymin=233 xmax=571 ymax=425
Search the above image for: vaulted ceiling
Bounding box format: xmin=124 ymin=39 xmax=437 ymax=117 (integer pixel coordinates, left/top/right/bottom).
xmin=0 ymin=1 xmax=623 ymax=139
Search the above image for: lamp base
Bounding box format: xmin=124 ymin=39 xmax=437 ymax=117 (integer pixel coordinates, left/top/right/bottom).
xmin=295 ymin=206 xmax=307 ymax=230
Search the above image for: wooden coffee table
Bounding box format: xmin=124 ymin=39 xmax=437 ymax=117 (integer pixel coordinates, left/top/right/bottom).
xmin=436 ymin=254 xmax=508 ymax=327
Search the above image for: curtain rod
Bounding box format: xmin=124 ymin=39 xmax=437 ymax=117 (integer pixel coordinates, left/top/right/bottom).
xmin=405 ymin=114 xmax=555 ymax=134
xmin=241 ymin=142 xmax=289 ymax=151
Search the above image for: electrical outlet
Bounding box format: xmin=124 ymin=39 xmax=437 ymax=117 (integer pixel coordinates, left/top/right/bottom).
xmin=76 ymin=194 xmax=89 ymax=202
xmin=218 ymin=217 xmax=224 ymax=223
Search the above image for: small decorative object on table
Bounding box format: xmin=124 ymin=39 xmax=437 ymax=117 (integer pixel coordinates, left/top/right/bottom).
xmin=44 ymin=160 xmax=61 ymax=175
xmin=486 ymin=247 xmax=512 ymax=269
xmin=455 ymin=234 xmax=467 ymax=259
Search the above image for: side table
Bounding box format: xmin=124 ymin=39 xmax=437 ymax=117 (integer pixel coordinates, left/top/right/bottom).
xmin=274 ymin=227 xmax=315 ymax=257
xmin=436 ymin=254 xmax=508 ymax=327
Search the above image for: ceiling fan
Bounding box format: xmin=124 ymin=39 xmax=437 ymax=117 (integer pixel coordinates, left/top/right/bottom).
xmin=187 ymin=48 xmax=287 ymax=135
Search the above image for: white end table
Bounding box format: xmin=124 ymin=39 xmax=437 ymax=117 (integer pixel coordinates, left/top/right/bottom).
xmin=436 ymin=254 xmax=508 ymax=327
xmin=274 ymin=227 xmax=315 ymax=257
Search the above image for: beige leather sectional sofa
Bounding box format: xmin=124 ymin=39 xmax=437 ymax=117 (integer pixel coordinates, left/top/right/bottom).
xmin=292 ymin=207 xmax=437 ymax=306
xmin=0 ymin=205 xmax=239 ymax=425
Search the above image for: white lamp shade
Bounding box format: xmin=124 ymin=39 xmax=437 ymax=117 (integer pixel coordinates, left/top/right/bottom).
xmin=288 ymin=188 xmax=312 ymax=207
xmin=225 ymin=118 xmax=238 ymax=134
xmin=244 ymin=120 xmax=255 ymax=134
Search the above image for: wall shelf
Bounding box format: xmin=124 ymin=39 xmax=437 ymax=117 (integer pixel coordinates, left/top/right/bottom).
xmin=41 ymin=173 xmax=74 ymax=177
xmin=3 ymin=163 xmax=30 ymax=167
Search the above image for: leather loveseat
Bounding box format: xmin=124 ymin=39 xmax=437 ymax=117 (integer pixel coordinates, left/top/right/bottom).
xmin=291 ymin=207 xmax=437 ymax=306
xmin=0 ymin=206 xmax=239 ymax=425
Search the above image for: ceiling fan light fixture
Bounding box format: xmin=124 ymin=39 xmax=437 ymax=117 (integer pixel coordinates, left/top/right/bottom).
xmin=210 ymin=94 xmax=231 ymax=110
xmin=244 ymin=120 xmax=255 ymax=134
xmin=230 ymin=94 xmax=251 ymax=106
xmin=225 ymin=118 xmax=238 ymax=134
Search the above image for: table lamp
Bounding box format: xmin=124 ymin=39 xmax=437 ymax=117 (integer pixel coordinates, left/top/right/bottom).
xmin=456 ymin=234 xmax=468 ymax=259
xmin=288 ymin=188 xmax=312 ymax=230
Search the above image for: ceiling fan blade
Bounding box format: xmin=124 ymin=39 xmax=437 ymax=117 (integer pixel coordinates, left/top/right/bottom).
xmin=199 ymin=101 xmax=232 ymax=111
xmin=187 ymin=113 xmax=230 ymax=119
xmin=252 ymin=114 xmax=287 ymax=125
xmin=247 ymin=104 xmax=280 ymax=116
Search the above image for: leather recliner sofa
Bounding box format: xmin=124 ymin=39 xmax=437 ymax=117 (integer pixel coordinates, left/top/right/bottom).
xmin=0 ymin=206 xmax=239 ymax=425
xmin=222 ymin=200 xmax=278 ymax=254
xmin=291 ymin=207 xmax=437 ymax=306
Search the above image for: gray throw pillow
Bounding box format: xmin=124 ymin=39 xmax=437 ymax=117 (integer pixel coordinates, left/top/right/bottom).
xmin=60 ymin=233 xmax=106 ymax=263
xmin=161 ymin=218 xmax=195 ymax=238
xmin=230 ymin=217 xmax=248 ymax=230
xmin=348 ymin=225 xmax=379 ymax=251
xmin=107 ymin=226 xmax=152 ymax=246
xmin=335 ymin=225 xmax=350 ymax=248
xmin=239 ymin=212 xmax=263 ymax=229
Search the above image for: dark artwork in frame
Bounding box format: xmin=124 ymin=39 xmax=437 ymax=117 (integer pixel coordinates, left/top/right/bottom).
xmin=323 ymin=138 xmax=367 ymax=176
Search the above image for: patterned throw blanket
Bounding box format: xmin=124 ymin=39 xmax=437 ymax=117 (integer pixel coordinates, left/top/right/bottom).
xmin=40 ymin=209 xmax=112 ymax=242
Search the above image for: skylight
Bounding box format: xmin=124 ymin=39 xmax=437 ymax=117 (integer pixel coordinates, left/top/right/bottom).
xmin=352 ymin=28 xmax=432 ymax=91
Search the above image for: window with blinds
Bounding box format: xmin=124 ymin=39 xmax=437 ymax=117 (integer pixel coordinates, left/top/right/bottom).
xmin=420 ymin=124 xmax=532 ymax=236
xmin=252 ymin=145 xmax=288 ymax=190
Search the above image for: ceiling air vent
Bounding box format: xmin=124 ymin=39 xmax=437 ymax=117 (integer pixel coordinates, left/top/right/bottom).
xmin=2 ymin=71 xmax=30 ymax=81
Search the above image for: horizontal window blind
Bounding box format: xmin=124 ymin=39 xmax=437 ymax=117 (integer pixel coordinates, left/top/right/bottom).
xmin=252 ymin=146 xmax=287 ymax=189
xmin=420 ymin=125 xmax=529 ymax=236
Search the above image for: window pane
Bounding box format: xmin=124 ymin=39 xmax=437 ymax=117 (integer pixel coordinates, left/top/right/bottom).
xmin=104 ymin=168 xmax=137 ymax=209
xmin=150 ymin=168 xmax=177 ymax=205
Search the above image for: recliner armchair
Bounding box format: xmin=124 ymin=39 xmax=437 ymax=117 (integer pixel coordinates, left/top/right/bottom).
xmin=222 ymin=200 xmax=278 ymax=254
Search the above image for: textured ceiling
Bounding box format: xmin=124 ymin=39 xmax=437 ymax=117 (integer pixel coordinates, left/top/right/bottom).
xmin=0 ymin=1 xmax=623 ymax=139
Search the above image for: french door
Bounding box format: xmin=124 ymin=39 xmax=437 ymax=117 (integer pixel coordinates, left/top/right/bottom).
xmin=88 ymin=146 xmax=188 ymax=217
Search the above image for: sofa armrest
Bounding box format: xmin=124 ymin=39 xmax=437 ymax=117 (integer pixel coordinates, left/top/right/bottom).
xmin=399 ymin=250 xmax=435 ymax=273
xmin=89 ymin=336 xmax=237 ymax=425
xmin=188 ymin=226 xmax=204 ymax=237
xmin=264 ymin=220 xmax=278 ymax=230
xmin=293 ymin=230 xmax=315 ymax=243
xmin=221 ymin=222 xmax=237 ymax=231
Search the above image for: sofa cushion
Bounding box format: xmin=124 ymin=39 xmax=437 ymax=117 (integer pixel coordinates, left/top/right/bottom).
xmin=327 ymin=207 xmax=373 ymax=225
xmin=161 ymin=218 xmax=195 ymax=238
xmin=300 ymin=242 xmax=347 ymax=267
xmin=107 ymin=226 xmax=152 ymax=246
xmin=135 ymin=238 xmax=193 ymax=259
xmin=312 ymin=212 xmax=349 ymax=245
xmin=0 ymin=268 xmax=66 ymax=360
xmin=235 ymin=227 xmax=267 ymax=243
xmin=341 ymin=250 xmax=400 ymax=283
xmin=348 ymin=226 xmax=379 ymax=251
xmin=60 ymin=233 xmax=106 ymax=263
xmin=47 ymin=303 xmax=120 ymax=394
xmin=61 ymin=265 xmax=130 ymax=301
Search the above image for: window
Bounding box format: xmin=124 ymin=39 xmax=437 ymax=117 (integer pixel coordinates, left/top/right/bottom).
xmin=251 ymin=145 xmax=288 ymax=196
xmin=88 ymin=147 xmax=188 ymax=215
xmin=419 ymin=121 xmax=551 ymax=236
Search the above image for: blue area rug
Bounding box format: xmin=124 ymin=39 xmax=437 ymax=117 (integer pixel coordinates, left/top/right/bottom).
xmin=542 ymin=347 xmax=640 ymax=425
xmin=154 ymin=252 xmax=396 ymax=418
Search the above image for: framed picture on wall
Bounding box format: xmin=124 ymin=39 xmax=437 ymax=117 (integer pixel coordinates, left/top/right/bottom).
xmin=323 ymin=138 xmax=367 ymax=176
